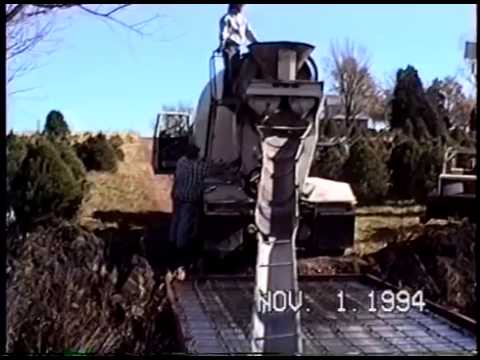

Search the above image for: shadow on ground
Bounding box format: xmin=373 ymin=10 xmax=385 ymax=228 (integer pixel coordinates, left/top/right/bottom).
xmin=92 ymin=210 xmax=258 ymax=278
xmin=91 ymin=208 xmax=379 ymax=278
xmin=92 ymin=210 xmax=175 ymax=291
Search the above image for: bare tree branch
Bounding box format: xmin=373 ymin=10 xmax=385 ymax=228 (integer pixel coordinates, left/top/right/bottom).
xmin=6 ymin=4 xmax=27 ymax=22
xmin=103 ymin=4 xmax=130 ymax=17
xmin=6 ymin=4 xmax=161 ymax=85
xmin=77 ymin=4 xmax=152 ymax=36
xmin=8 ymin=87 xmax=39 ymax=96
xmin=426 ymin=76 xmax=476 ymax=129
xmin=326 ymin=39 xmax=382 ymax=131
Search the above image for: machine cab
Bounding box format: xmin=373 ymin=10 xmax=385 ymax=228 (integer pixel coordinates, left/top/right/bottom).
xmin=152 ymin=111 xmax=192 ymax=174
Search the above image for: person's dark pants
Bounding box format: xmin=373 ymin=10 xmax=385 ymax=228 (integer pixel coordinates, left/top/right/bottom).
xmin=169 ymin=198 xmax=201 ymax=270
xmin=222 ymin=43 xmax=241 ymax=98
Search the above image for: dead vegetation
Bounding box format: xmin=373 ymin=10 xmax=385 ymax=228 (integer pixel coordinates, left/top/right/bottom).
xmin=355 ymin=213 xmax=423 ymax=255
xmin=363 ymin=219 xmax=476 ymax=319
xmin=300 ymin=210 xmax=476 ymax=319
xmin=281 ymin=199 xmax=475 ymax=321
xmin=6 ymin=221 xmax=180 ymax=354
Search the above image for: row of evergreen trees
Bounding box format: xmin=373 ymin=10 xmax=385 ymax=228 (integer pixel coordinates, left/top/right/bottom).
xmin=7 ymin=110 xmax=125 ymax=231
xmin=311 ymin=132 xmax=453 ymax=205
xmin=311 ymin=64 xmax=476 ymax=206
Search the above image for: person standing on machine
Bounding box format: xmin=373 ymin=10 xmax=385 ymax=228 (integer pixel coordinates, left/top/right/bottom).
xmin=218 ymin=4 xmax=257 ymax=98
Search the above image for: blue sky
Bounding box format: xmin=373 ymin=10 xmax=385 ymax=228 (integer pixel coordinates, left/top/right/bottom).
xmin=7 ymin=4 xmax=476 ymax=136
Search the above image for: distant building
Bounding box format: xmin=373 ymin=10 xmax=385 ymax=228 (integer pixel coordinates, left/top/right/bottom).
xmin=464 ymin=41 xmax=476 ymax=134
xmin=324 ymin=95 xmax=343 ymax=119
xmin=368 ymin=118 xmax=389 ymax=132
xmin=324 ymin=94 xmax=388 ymax=132
xmin=464 ymin=41 xmax=477 ymax=77
xmin=331 ymin=113 xmax=369 ymax=130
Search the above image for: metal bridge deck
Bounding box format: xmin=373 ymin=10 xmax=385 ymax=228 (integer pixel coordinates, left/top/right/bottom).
xmin=168 ymin=275 xmax=477 ymax=355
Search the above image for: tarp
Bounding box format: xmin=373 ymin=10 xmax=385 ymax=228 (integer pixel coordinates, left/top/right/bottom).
xmin=301 ymin=177 xmax=357 ymax=205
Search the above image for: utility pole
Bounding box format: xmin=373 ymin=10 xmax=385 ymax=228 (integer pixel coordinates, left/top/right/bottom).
xmin=464 ymin=41 xmax=476 ymax=133
xmin=464 ymin=41 xmax=476 ymax=77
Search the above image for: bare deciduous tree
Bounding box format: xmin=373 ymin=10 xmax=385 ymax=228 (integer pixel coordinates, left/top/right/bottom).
xmin=326 ymin=39 xmax=381 ymax=133
xmin=427 ymin=76 xmax=476 ymax=129
xmin=462 ymin=59 xmax=477 ymax=95
xmin=6 ymin=4 xmax=160 ymax=86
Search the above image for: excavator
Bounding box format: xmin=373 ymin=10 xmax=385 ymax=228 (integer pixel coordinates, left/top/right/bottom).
xmin=152 ymin=41 xmax=357 ymax=354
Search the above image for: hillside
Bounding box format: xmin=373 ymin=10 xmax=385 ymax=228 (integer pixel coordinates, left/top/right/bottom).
xmin=80 ymin=136 xmax=172 ymax=227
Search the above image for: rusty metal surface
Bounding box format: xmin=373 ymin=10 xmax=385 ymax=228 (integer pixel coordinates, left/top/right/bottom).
xmin=171 ymin=276 xmax=477 ymax=355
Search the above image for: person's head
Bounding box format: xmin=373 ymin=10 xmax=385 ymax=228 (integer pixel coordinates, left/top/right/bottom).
xmin=186 ymin=144 xmax=200 ymax=160
xmin=228 ymin=4 xmax=244 ymax=14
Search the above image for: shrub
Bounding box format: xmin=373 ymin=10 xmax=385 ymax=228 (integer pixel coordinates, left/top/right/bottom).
xmin=54 ymin=139 xmax=90 ymax=191
xmin=412 ymin=139 xmax=444 ymax=203
xmin=6 ymin=132 xmax=29 ymax=210
xmin=10 ymin=137 xmax=87 ymax=230
xmin=388 ymin=136 xmax=421 ymax=200
xmin=109 ymin=134 xmax=125 ymax=162
xmin=369 ymin=136 xmax=391 ymax=164
xmin=6 ymin=222 xmax=174 ymax=354
xmin=310 ymin=145 xmax=347 ymax=180
xmin=342 ymin=138 xmax=390 ymax=205
xmin=75 ymin=133 xmax=118 ymax=172
xmin=404 ymin=118 xmax=415 ymax=137
xmin=449 ymin=127 xmax=474 ymax=148
xmin=320 ymin=118 xmax=341 ymax=139
xmin=43 ymin=110 xmax=70 ymax=138
xmin=348 ymin=123 xmax=368 ymax=139
xmin=460 ymin=133 xmax=476 ymax=149
xmin=6 ymin=132 xmax=29 ymax=184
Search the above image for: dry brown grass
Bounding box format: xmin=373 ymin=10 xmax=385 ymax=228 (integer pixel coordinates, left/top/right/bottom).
xmin=69 ymin=131 xmax=141 ymax=145
xmin=355 ymin=205 xmax=425 ymax=216
xmin=79 ymin=138 xmax=173 ymax=228
xmin=354 ymin=214 xmax=423 ymax=256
